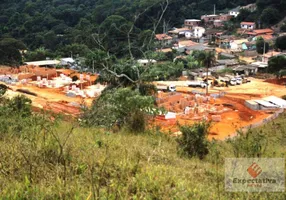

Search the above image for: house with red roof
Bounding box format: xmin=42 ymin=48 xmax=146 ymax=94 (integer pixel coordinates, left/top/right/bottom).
xmin=247 ymin=29 xmax=274 ymax=36
xmin=155 ymin=34 xmax=173 ymax=46
xmin=240 ymin=22 xmax=256 ymax=30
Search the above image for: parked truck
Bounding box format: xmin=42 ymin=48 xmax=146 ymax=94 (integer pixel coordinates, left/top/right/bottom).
xmin=156 ymin=84 xmax=176 ymax=92
xmin=186 ymin=81 xmax=207 ymax=88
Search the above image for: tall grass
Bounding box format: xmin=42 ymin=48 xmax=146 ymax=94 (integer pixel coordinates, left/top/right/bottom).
xmin=1 ymin=97 xmax=286 ymax=199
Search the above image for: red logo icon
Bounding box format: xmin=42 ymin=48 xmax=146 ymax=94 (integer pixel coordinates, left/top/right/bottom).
xmin=247 ymin=162 xmax=262 ymax=178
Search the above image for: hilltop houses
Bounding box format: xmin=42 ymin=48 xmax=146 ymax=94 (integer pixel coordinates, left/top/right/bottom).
xmin=184 ymin=19 xmax=201 ymax=28
xmin=229 ymin=7 xmax=240 ymax=17
xmin=240 ymin=22 xmax=256 ymax=30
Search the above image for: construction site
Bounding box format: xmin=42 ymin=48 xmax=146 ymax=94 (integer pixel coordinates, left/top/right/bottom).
xmin=0 ymin=65 xmax=105 ymax=116
xmin=1 ymin=64 xmax=286 ymax=140
xmin=154 ymin=78 xmax=286 ymax=140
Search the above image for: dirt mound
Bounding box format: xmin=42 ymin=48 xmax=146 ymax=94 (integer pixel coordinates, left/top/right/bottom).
xmin=264 ymin=78 xmax=286 ymax=85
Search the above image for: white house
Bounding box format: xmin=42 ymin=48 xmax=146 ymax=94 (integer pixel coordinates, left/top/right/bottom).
xmin=137 ymin=59 xmax=157 ymax=66
xmin=240 ymin=22 xmax=256 ymax=30
xmin=193 ymin=26 xmax=205 ymax=38
xmin=230 ymin=39 xmax=248 ymax=50
xmin=229 ymin=7 xmax=240 ymax=17
xmin=60 ymin=57 xmax=75 ymax=66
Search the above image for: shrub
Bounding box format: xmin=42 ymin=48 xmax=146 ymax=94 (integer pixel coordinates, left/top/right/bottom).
xmin=82 ymin=88 xmax=156 ymax=132
xmin=176 ymin=122 xmax=211 ymax=159
xmin=72 ymin=75 xmax=78 ymax=82
xmin=226 ymin=129 xmax=267 ymax=157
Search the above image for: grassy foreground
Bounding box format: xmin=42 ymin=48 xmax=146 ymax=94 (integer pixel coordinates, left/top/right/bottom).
xmin=1 ymin=110 xmax=286 ymax=199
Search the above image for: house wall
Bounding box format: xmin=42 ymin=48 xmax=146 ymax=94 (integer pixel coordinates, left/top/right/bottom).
xmin=229 ymin=11 xmax=239 ymax=17
xmin=214 ymin=21 xmax=223 ymax=27
xmin=193 ymin=28 xmax=205 ymax=38
xmin=184 ymin=21 xmax=200 ymax=27
xmin=241 ymin=24 xmax=255 ymax=29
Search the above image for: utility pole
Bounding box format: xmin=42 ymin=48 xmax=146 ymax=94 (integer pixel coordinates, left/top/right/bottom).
xmin=92 ymin=60 xmax=95 ymax=74
xmin=263 ymin=40 xmax=266 ymax=63
xmin=214 ymin=4 xmax=216 ymax=15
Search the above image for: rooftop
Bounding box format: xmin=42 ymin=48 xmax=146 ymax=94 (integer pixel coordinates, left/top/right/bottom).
xmin=25 ymin=60 xmax=60 ymax=66
xmin=155 ymin=33 xmax=172 ymax=40
xmin=241 ymin=22 xmax=255 ymax=25
xmin=185 ymin=19 xmax=201 ymax=22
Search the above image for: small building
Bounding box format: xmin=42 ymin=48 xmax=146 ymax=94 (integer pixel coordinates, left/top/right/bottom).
xmin=261 ymin=51 xmax=284 ymax=63
xmin=201 ymin=14 xmax=220 ymax=22
xmin=184 ymin=19 xmax=201 ymax=28
xmin=241 ymin=3 xmax=257 ymax=12
xmin=246 ymin=29 xmax=274 ymax=37
xmin=229 ymin=7 xmax=240 ymax=17
xmin=25 ymin=60 xmax=60 ymax=67
xmin=230 ymin=39 xmax=248 ymax=50
xmin=263 ymin=96 xmax=286 ymax=108
xmin=216 ymin=59 xmax=239 ymax=67
xmin=219 ymin=14 xmax=233 ymax=22
xmin=60 ymin=58 xmax=75 ymax=66
xmin=168 ymin=27 xmax=190 ymax=37
xmin=137 ymin=59 xmax=157 ymax=66
xmin=241 ymin=22 xmax=256 ymax=30
xmin=233 ymin=65 xmax=258 ymax=75
xmin=193 ymin=26 xmax=206 ymax=38
xmin=253 ymin=100 xmax=278 ymax=110
xmin=241 ymin=42 xmax=256 ymax=51
xmin=155 ymin=34 xmax=173 ymax=46
xmin=214 ymin=20 xmax=224 ymax=27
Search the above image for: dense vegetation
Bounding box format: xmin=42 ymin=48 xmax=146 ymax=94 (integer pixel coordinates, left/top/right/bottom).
xmin=6 ymin=0 xmax=286 ymax=66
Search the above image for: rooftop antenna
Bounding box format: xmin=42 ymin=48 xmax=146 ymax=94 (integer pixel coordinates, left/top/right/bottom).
xmin=214 ymin=4 xmax=216 ymax=15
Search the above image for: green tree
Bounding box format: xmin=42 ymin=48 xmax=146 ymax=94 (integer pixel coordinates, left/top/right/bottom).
xmin=176 ymin=122 xmax=211 ymax=159
xmin=0 ymin=38 xmax=26 ymax=65
xmin=24 ymin=47 xmax=54 ymax=61
xmin=275 ymin=36 xmax=286 ymax=51
xmin=268 ymin=55 xmax=286 ymax=73
xmin=192 ymin=50 xmax=216 ymax=94
xmin=260 ymin=7 xmax=281 ymax=26
xmin=82 ymin=88 xmax=156 ymax=132
xmin=256 ymin=37 xmax=269 ymax=54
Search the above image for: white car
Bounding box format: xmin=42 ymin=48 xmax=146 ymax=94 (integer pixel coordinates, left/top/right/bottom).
xmin=235 ymin=76 xmax=242 ymax=85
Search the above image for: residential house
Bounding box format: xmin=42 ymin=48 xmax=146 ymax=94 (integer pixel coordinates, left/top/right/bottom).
xmin=184 ymin=19 xmax=201 ymax=28
xmin=261 ymin=51 xmax=284 ymax=63
xmin=241 ymin=3 xmax=257 ymax=12
xmin=174 ymin=40 xmax=207 ymax=54
xmin=240 ymin=22 xmax=256 ymax=30
xmin=246 ymin=29 xmax=274 ymax=37
xmin=233 ymin=65 xmax=258 ymax=75
xmin=168 ymin=27 xmax=190 ymax=37
xmin=137 ymin=59 xmax=157 ymax=66
xmin=155 ymin=34 xmax=173 ymax=46
xmin=60 ymin=58 xmax=75 ymax=66
xmin=192 ymin=26 xmax=206 ymax=38
xmin=219 ymin=14 xmax=233 ymax=22
xmin=230 ymin=39 xmax=248 ymax=50
xmin=201 ymin=14 xmax=220 ymax=22
xmin=242 ymin=42 xmax=256 ymax=51
xmin=229 ymin=7 xmax=240 ymax=17
xmin=214 ymin=20 xmax=223 ymax=27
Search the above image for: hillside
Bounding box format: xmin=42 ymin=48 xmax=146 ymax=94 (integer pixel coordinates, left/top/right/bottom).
xmin=0 ymin=0 xmax=257 ymax=52
xmin=0 ymin=94 xmax=286 ymax=199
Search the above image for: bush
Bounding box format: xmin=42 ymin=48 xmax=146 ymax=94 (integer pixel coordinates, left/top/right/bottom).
xmin=226 ymin=129 xmax=267 ymax=157
xmin=72 ymin=75 xmax=78 ymax=82
xmin=176 ymin=122 xmax=211 ymax=159
xmin=82 ymin=88 xmax=156 ymax=132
